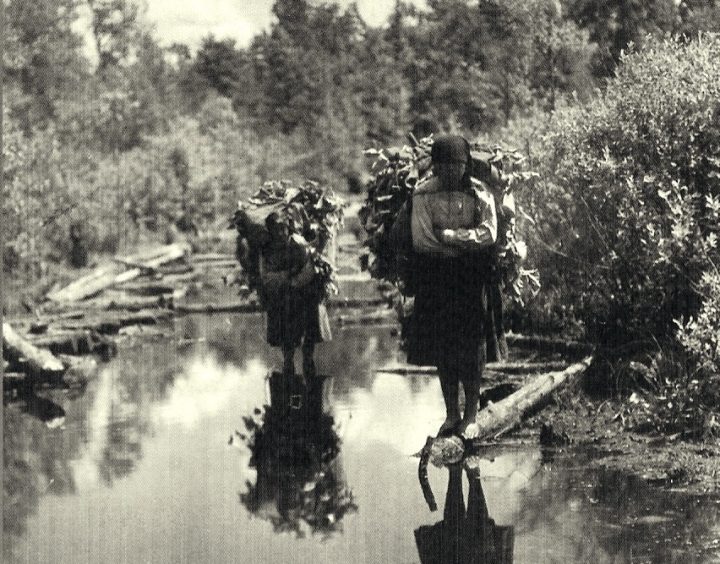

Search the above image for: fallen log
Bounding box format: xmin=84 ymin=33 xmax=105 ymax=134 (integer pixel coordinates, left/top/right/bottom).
xmin=111 ymin=281 xmax=178 ymax=296
xmin=175 ymin=301 xmax=261 ymax=315
xmin=505 ymin=333 xmax=593 ymax=356
xmin=47 ymin=243 xmax=190 ymax=303
xmin=486 ymin=360 xmax=569 ymax=375
xmin=3 ymin=322 xmax=66 ymax=376
xmin=28 ymin=329 xmax=115 ymax=357
xmin=336 ymin=309 xmax=396 ymax=325
xmin=82 ymin=292 xmax=175 ymax=311
xmin=467 ymin=356 xmax=593 ymax=441
xmin=175 ymin=297 xmax=390 ymax=315
xmin=58 ymin=309 xmax=173 ymax=334
xmin=191 ymin=253 xmax=235 ymax=263
xmin=191 ymin=260 xmax=238 ymax=270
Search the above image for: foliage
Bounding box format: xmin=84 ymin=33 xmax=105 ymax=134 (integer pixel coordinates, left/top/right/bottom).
xmin=359 ymin=134 xmax=540 ymax=304
xmin=230 ymin=180 xmax=344 ymax=297
xmin=530 ymin=36 xmax=720 ymax=347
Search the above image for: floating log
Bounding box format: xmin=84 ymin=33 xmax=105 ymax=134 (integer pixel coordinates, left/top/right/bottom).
xmin=505 ymin=333 xmax=593 ymax=356
xmin=175 ymin=297 xmax=389 ymax=316
xmin=28 ymin=329 xmax=115 ymax=357
xmin=191 ymin=260 xmax=238 ymax=269
xmin=328 ymin=297 xmax=390 ymax=309
xmin=47 ymin=243 xmax=190 ymax=303
xmin=175 ymin=301 xmax=262 ymax=315
xmin=111 ymin=281 xmax=178 ymax=296
xmin=3 ymin=322 xmax=66 ymax=376
xmin=336 ymin=309 xmax=396 ymax=325
xmin=486 ymin=360 xmax=569 ymax=375
xmin=191 ymin=253 xmax=235 ymax=263
xmin=468 ymin=356 xmax=593 ymax=441
xmin=82 ymin=292 xmax=174 ymax=311
xmin=58 ymin=309 xmax=173 ymax=334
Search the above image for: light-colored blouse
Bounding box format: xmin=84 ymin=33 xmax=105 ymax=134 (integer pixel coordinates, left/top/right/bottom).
xmin=411 ymin=177 xmax=498 ymax=258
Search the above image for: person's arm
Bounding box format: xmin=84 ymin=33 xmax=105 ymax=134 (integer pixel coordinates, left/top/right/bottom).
xmin=411 ymin=193 xmax=460 ymax=256
xmin=259 ymin=254 xmax=290 ymax=289
xmin=288 ymin=238 xmax=316 ymax=288
xmin=442 ymin=189 xmax=497 ymax=249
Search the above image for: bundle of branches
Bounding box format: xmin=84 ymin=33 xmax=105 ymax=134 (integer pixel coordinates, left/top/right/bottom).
xmin=359 ymin=134 xmax=540 ymax=304
xmin=229 ymin=180 xmax=344 ymax=297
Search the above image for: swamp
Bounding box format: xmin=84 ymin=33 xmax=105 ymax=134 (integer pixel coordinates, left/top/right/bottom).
xmin=5 ymin=1 xmax=720 ymax=562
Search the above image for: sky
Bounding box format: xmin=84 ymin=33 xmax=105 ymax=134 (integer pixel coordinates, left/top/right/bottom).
xmin=143 ymin=0 xmax=421 ymax=50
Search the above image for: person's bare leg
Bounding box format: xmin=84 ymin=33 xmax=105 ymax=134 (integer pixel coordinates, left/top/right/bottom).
xmin=437 ymin=364 xmax=461 ymax=436
xmin=458 ymin=364 xmax=484 ymax=439
xmin=301 ymin=340 xmax=316 ymax=379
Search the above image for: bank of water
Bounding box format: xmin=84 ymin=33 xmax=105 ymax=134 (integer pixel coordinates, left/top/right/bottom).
xmin=4 ymin=315 xmax=720 ymax=563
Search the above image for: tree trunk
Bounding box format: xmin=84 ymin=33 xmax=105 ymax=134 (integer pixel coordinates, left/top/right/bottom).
xmin=3 ymin=322 xmax=65 ymax=375
xmin=47 ymin=243 xmax=190 ymax=303
xmin=469 ymin=356 xmax=593 ymax=441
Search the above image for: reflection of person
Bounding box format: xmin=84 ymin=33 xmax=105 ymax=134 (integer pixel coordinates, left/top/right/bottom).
xmin=405 ymin=135 xmax=504 ymax=438
xmin=415 ymin=464 xmax=514 ymax=564
xmin=239 ymin=373 xmax=356 ymax=538
xmin=259 ymin=212 xmax=332 ymax=385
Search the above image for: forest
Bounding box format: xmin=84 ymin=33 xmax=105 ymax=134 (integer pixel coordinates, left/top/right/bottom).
xmin=3 ymin=0 xmax=720 ymax=437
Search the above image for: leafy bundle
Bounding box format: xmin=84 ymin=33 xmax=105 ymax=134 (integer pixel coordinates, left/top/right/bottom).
xmin=229 ymin=180 xmax=344 ymax=297
xmin=359 ymin=134 xmax=540 ymax=303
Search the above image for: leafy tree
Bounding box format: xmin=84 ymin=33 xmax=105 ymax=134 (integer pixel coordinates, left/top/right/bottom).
xmin=3 ymin=0 xmax=89 ymax=128
xmin=564 ymin=0 xmax=678 ymax=76
xmin=86 ymin=0 xmax=142 ymax=73
xmin=192 ymin=36 xmax=247 ymax=99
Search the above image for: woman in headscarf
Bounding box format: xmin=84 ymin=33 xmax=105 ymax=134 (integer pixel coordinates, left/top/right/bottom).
xmin=406 ymin=135 xmax=500 ymax=438
xmin=259 ymin=212 xmax=332 ymax=388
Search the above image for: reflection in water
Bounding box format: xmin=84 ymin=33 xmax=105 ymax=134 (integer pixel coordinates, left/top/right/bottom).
xmin=239 ymin=372 xmax=357 ymax=539
xmin=416 ymin=463 xmax=514 ymax=564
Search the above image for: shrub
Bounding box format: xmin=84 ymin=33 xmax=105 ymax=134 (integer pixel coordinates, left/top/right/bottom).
xmin=534 ymin=35 xmax=720 ymax=347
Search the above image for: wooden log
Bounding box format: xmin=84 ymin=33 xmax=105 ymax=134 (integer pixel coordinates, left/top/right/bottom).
xmin=191 ymin=253 xmax=235 ymax=263
xmin=58 ymin=309 xmax=173 ymax=334
xmin=467 ymin=356 xmax=593 ymax=441
xmin=3 ymin=322 xmax=65 ymax=375
xmin=111 ymin=281 xmax=177 ymax=296
xmin=175 ymin=301 xmax=262 ymax=315
xmin=82 ymin=292 xmax=174 ymax=311
xmin=486 ymin=360 xmax=569 ymax=375
xmin=505 ymin=333 xmax=593 ymax=356
xmin=28 ymin=329 xmax=115 ymax=357
xmin=47 ymin=243 xmax=190 ymax=303
xmin=193 ymin=260 xmax=239 ymax=269
xmin=336 ymin=309 xmax=396 ymax=325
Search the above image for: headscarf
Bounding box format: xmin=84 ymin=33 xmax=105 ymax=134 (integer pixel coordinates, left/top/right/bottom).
xmin=431 ymin=135 xmax=472 ymax=191
xmin=430 ymin=135 xmax=471 ymax=165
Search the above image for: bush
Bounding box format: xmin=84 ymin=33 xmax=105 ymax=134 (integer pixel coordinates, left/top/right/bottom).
xmin=533 ymin=35 xmax=720 ymax=347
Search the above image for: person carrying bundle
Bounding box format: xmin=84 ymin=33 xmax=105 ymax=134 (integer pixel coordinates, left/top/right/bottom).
xmin=400 ymin=135 xmax=503 ymax=439
xmin=258 ymin=212 xmax=332 ymax=386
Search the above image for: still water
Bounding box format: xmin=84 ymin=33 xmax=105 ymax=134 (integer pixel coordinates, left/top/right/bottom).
xmin=4 ymin=315 xmax=720 ymax=563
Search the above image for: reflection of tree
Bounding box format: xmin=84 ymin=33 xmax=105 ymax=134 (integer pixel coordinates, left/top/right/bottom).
xmin=239 ymin=373 xmax=357 ymax=538
xmin=415 ymin=464 xmax=514 ymax=564
xmin=3 ymin=394 xmax=78 ymax=563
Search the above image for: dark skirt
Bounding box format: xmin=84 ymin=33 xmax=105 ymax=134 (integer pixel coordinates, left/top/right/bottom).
xmin=405 ymin=254 xmax=507 ymax=370
xmin=265 ymin=283 xmax=332 ymax=348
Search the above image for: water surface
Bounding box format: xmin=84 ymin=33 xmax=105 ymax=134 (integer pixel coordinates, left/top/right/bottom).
xmin=4 ymin=315 xmax=720 ymax=563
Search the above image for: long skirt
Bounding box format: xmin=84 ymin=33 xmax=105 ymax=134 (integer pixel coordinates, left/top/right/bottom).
xmin=265 ymin=283 xmax=332 ymax=348
xmin=405 ymin=254 xmax=507 ymax=371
